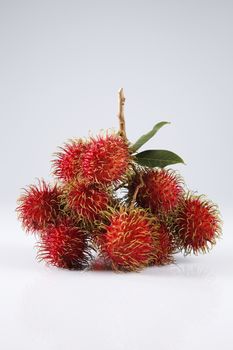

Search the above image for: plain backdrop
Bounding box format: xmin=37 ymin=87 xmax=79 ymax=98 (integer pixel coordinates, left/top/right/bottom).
xmin=0 ymin=1 xmax=232 ymax=349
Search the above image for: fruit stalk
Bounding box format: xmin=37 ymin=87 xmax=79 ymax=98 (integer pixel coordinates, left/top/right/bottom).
xmin=130 ymin=172 xmax=144 ymax=210
xmin=118 ymin=88 xmax=127 ymax=140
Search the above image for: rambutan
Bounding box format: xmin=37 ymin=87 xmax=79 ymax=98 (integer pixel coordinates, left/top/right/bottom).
xmin=17 ymin=181 xmax=62 ymax=233
xmin=129 ymin=169 xmax=184 ymax=215
xmin=82 ymin=134 xmax=130 ymax=184
xmin=64 ymin=181 xmax=111 ymax=222
xmin=99 ymin=207 xmax=159 ymax=271
xmin=174 ymin=195 xmax=222 ymax=254
xmin=37 ymin=219 xmax=90 ymax=269
xmin=52 ymin=139 xmax=86 ymax=181
xmin=151 ymin=223 xmax=174 ymax=266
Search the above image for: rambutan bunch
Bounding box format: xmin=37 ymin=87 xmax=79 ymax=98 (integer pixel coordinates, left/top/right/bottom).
xmin=17 ymin=88 xmax=222 ymax=272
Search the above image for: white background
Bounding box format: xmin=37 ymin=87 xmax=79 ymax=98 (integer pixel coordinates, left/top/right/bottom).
xmin=0 ymin=1 xmax=232 ymax=349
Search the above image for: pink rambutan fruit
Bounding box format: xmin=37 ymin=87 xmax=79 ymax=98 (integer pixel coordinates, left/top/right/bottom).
xmin=174 ymin=195 xmax=222 ymax=254
xmin=99 ymin=207 xmax=159 ymax=271
xmin=151 ymin=223 xmax=174 ymax=266
xmin=129 ymin=169 xmax=184 ymax=215
xmin=17 ymin=181 xmax=62 ymax=233
xmin=37 ymin=219 xmax=90 ymax=269
xmin=64 ymin=181 xmax=111 ymax=222
xmin=52 ymin=139 xmax=86 ymax=181
xmin=82 ymin=134 xmax=130 ymax=184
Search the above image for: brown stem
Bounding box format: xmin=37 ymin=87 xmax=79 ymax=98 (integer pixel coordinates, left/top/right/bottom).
xmin=118 ymin=88 xmax=127 ymax=140
xmin=130 ymin=172 xmax=144 ymax=210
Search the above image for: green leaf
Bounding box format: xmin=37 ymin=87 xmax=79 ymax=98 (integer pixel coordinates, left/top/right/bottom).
xmin=130 ymin=121 xmax=170 ymax=153
xmin=135 ymin=150 xmax=185 ymax=168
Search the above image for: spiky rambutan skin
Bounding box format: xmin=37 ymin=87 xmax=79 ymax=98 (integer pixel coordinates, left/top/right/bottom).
xmin=64 ymin=181 xmax=111 ymax=222
xmin=129 ymin=169 xmax=184 ymax=215
xmin=37 ymin=219 xmax=90 ymax=269
xmin=99 ymin=207 xmax=159 ymax=271
xmin=17 ymin=181 xmax=62 ymax=233
xmin=151 ymin=223 xmax=174 ymax=266
xmin=82 ymin=134 xmax=130 ymax=184
xmin=52 ymin=139 xmax=86 ymax=181
xmin=174 ymin=195 xmax=222 ymax=254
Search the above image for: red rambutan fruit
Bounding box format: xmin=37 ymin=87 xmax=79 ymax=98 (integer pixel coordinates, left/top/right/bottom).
xmin=129 ymin=169 xmax=184 ymax=215
xmin=37 ymin=219 xmax=90 ymax=269
xmin=65 ymin=181 xmax=111 ymax=222
xmin=52 ymin=139 xmax=86 ymax=181
xmin=174 ymin=195 xmax=222 ymax=254
xmin=151 ymin=223 xmax=174 ymax=266
xmin=17 ymin=181 xmax=62 ymax=233
xmin=82 ymin=134 xmax=130 ymax=184
xmin=99 ymin=207 xmax=158 ymax=271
